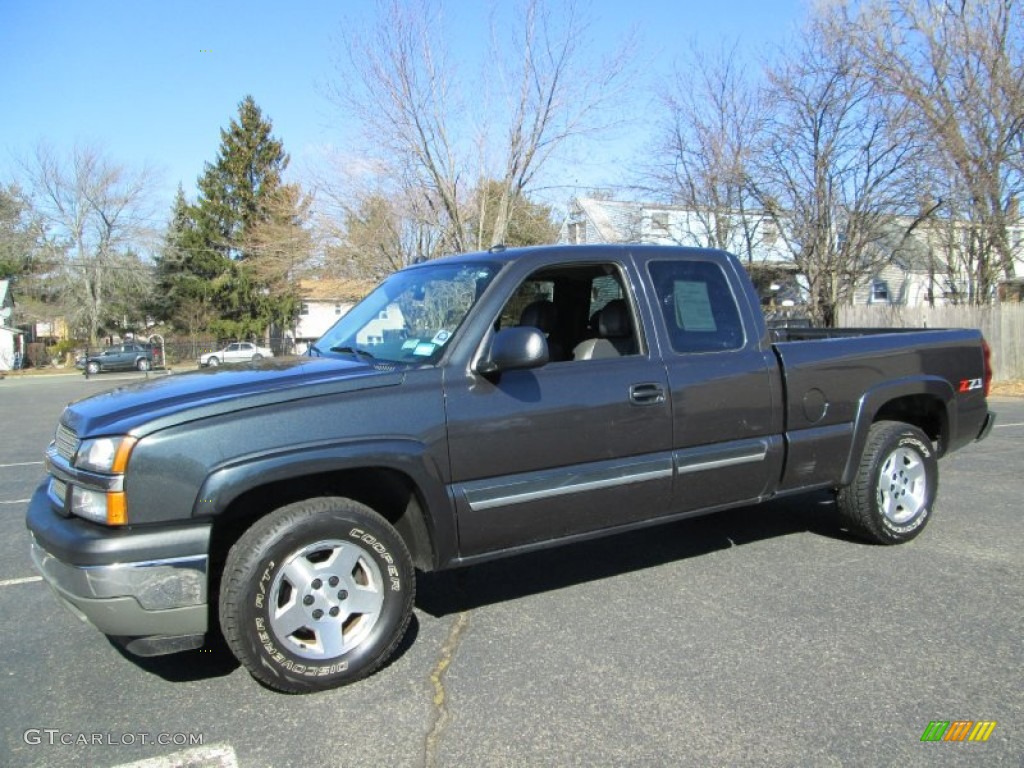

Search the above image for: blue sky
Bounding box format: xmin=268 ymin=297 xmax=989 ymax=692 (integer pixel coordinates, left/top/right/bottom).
xmin=1 ymin=0 xmax=807 ymax=219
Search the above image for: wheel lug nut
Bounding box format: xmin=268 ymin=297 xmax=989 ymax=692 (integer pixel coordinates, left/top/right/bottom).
xmin=303 ymin=595 xmax=314 ymax=606
xmin=329 ymin=576 xmax=340 ymax=587
xmin=312 ymin=609 xmax=323 ymax=620
xmin=338 ymin=590 xmax=348 ymax=600
xmin=311 ymin=578 xmax=323 ymax=589
xmin=329 ymin=606 xmax=340 ymax=617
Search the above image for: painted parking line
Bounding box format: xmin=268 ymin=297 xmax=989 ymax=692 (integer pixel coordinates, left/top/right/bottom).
xmin=0 ymin=499 xmax=30 ymax=505
xmin=0 ymin=576 xmax=42 ymax=587
xmin=0 ymin=461 xmax=44 ymax=468
xmin=994 ymin=422 xmax=1024 ymax=429
xmin=112 ymin=744 xmax=238 ymax=768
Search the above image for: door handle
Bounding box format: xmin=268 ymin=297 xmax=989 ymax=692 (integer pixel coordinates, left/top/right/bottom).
xmin=629 ymin=383 xmax=666 ymax=406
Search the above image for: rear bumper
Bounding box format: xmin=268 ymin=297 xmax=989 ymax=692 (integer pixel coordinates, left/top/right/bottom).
xmin=26 ymin=482 xmax=211 ymax=655
xmin=977 ymin=410 xmax=996 ymax=441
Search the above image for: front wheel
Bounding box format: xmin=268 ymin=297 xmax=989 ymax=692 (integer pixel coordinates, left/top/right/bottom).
xmin=219 ymin=497 xmax=415 ymax=693
xmin=86 ymin=361 xmax=100 ymax=375
xmin=207 ymin=356 xmax=220 ymax=367
xmin=837 ymin=420 xmax=938 ymax=544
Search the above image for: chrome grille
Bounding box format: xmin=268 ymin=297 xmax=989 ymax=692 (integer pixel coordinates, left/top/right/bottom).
xmin=54 ymin=424 xmax=79 ymax=461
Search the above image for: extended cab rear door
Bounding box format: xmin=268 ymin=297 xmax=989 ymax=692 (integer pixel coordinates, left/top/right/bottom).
xmin=635 ymin=250 xmax=785 ymax=513
xmin=445 ymin=256 xmax=674 ymax=558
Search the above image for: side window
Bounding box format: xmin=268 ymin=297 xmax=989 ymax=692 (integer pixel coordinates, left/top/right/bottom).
xmin=498 ymin=279 xmax=554 ymax=331
xmin=648 ymin=261 xmax=745 ymax=353
xmin=588 ymin=275 xmax=625 ymax=321
xmin=496 ymin=263 xmax=639 ymax=363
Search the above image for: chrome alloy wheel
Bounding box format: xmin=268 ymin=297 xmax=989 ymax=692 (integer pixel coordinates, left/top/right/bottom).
xmin=877 ymin=446 xmax=927 ymax=525
xmin=268 ymin=539 xmax=385 ymax=660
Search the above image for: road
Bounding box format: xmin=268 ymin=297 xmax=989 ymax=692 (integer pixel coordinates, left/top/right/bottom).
xmin=1 ymin=373 xmax=1021 ymax=767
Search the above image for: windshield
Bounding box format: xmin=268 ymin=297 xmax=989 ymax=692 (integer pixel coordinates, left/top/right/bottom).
xmin=313 ymin=261 xmax=500 ymax=365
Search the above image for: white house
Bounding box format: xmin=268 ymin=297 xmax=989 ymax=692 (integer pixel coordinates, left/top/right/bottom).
xmin=292 ymin=278 xmax=376 ymax=353
xmin=0 ymin=279 xmax=24 ymax=371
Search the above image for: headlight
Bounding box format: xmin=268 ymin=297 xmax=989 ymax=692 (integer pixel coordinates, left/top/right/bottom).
xmin=75 ymin=436 xmax=136 ymax=473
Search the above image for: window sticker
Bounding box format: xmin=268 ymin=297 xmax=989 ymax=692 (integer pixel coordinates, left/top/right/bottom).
xmin=431 ymin=330 xmax=452 ymax=346
xmin=674 ymin=281 xmax=717 ymax=331
xmin=401 ymin=339 xmax=420 ymax=350
xmin=413 ymin=342 xmax=436 ymax=356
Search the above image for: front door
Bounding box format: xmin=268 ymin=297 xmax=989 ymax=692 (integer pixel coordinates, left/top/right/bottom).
xmin=445 ymin=261 xmax=674 ymax=558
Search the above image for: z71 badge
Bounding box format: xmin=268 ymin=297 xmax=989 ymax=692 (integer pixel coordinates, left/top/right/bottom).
xmin=959 ymin=378 xmax=983 ymax=392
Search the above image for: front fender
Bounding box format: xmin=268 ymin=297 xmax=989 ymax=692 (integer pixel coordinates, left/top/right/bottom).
xmin=194 ymin=438 xmax=456 ymax=570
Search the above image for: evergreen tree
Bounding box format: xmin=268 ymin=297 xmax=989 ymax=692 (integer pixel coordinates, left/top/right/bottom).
xmin=151 ymin=185 xmax=224 ymax=341
xmin=187 ymin=96 xmax=306 ymax=339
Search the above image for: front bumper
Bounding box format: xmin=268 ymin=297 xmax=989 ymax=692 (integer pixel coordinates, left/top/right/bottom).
xmin=26 ymin=482 xmax=211 ymax=655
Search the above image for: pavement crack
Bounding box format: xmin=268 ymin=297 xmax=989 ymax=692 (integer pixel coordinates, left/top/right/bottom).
xmin=424 ymin=610 xmax=470 ymax=768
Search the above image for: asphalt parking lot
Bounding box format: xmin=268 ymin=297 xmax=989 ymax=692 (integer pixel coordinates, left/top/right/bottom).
xmin=0 ymin=373 xmax=1021 ymax=767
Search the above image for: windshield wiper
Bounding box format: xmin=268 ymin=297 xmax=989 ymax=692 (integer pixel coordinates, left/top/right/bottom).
xmin=330 ymin=345 xmax=376 ymax=362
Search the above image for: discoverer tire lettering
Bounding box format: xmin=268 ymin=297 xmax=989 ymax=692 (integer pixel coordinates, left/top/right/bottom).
xmin=219 ymin=497 xmax=415 ymax=693
xmin=837 ymin=420 xmax=938 ymax=545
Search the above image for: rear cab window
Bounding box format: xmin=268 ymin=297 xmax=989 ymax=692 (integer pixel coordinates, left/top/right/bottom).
xmin=647 ymin=260 xmax=746 ymax=353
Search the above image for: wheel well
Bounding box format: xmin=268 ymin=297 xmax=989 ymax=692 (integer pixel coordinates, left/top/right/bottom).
xmin=208 ymin=468 xmax=437 ymax=578
xmin=873 ymin=395 xmax=947 ymax=453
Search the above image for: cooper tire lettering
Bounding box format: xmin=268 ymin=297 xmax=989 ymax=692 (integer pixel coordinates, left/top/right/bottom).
xmin=220 ymin=497 xmax=415 ymax=693
xmin=838 ymin=421 xmax=938 ymax=545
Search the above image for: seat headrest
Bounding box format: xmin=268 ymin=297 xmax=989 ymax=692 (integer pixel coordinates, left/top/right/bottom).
xmin=598 ymin=300 xmax=631 ymax=338
xmin=519 ymin=300 xmax=558 ymax=334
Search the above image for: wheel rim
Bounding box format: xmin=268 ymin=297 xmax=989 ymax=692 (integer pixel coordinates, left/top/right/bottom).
xmin=268 ymin=539 xmax=385 ymax=660
xmin=877 ymin=446 xmax=928 ymax=524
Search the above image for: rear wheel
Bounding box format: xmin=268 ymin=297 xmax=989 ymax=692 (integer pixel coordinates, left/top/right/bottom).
xmin=838 ymin=420 xmax=937 ymax=544
xmin=219 ymin=497 xmax=415 ymax=693
xmin=136 ymin=358 xmax=151 ymax=371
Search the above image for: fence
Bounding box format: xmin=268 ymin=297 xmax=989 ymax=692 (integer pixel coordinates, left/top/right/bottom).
xmin=838 ymin=304 xmax=1024 ymax=382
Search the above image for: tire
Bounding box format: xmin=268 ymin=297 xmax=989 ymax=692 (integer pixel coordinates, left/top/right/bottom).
xmin=252 ymin=353 xmax=263 ymax=362
xmin=207 ymin=356 xmax=220 ymax=367
xmin=219 ymin=497 xmax=415 ymax=693
xmin=137 ymin=358 xmax=151 ymax=371
xmin=86 ymin=361 xmax=100 ymax=375
xmin=837 ymin=420 xmax=938 ymax=544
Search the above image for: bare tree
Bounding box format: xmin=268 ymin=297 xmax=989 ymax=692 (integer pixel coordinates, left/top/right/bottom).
xmin=325 ymin=0 xmax=633 ymax=265
xmin=19 ymin=143 xmax=157 ymax=343
xmin=645 ymin=41 xmax=768 ymax=261
xmin=750 ymin=15 xmax=926 ymax=326
xmin=843 ymin=0 xmax=1024 ymax=302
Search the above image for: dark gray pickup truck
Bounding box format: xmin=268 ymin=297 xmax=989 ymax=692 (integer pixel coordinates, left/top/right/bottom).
xmin=27 ymin=245 xmax=995 ymax=693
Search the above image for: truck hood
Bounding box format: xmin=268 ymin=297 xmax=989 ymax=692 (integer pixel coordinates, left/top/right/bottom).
xmin=62 ymin=356 xmax=405 ymax=438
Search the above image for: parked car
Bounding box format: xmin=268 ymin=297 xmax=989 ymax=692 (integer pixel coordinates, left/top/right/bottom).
xmin=78 ymin=342 xmax=162 ymax=374
xmin=28 ymin=245 xmax=994 ymax=693
xmin=198 ymin=341 xmax=274 ymax=367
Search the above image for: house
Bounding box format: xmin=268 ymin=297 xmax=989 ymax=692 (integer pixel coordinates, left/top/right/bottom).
xmin=561 ymin=197 xmax=1024 ymax=308
xmin=0 ymin=279 xmax=25 ymax=371
xmin=291 ymin=278 xmax=376 ymax=353
xmin=560 ymin=197 xmax=803 ymax=305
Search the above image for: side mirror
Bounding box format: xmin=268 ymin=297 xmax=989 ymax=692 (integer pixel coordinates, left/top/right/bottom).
xmin=477 ymin=327 xmax=549 ymax=376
